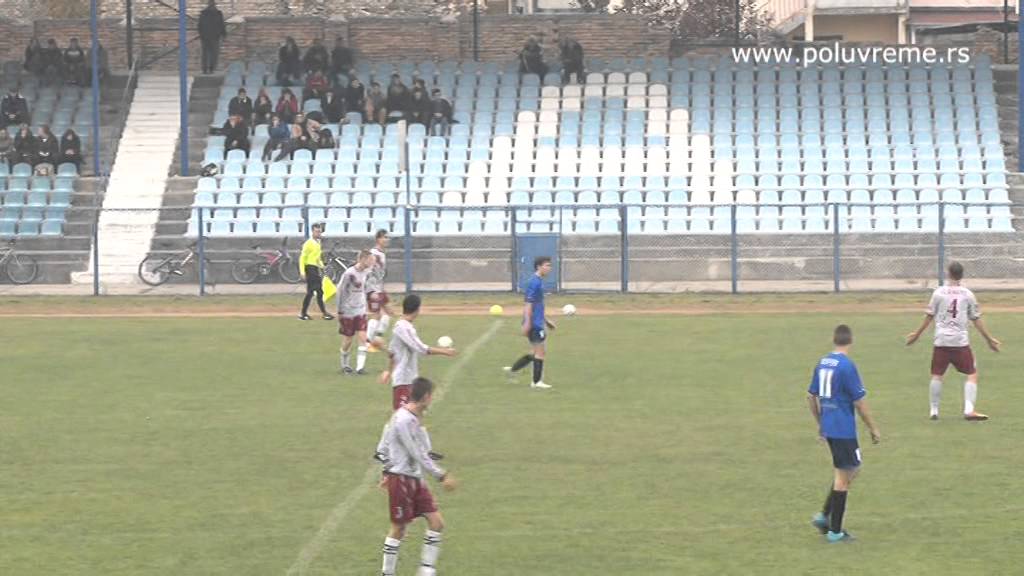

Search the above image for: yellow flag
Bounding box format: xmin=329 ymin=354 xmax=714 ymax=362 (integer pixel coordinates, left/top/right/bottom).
xmin=322 ymin=275 xmax=337 ymax=302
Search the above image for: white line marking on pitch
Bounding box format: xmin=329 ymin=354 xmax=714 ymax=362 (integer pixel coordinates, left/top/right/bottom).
xmin=286 ymin=320 xmax=504 ymax=576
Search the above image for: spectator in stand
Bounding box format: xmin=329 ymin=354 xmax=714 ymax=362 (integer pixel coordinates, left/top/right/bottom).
xmin=303 ymin=68 xmax=329 ymax=103
xmin=275 ymin=88 xmax=299 ymax=125
xmin=276 ymin=37 xmax=302 ymax=86
xmin=385 ymin=74 xmax=410 ymax=123
xmin=63 ymin=38 xmax=87 ymax=86
xmin=518 ymin=36 xmax=547 ymax=77
xmin=262 ymin=114 xmax=290 ymax=161
xmin=40 ymin=39 xmax=64 ymax=85
xmin=34 ymin=125 xmax=59 ymax=174
xmin=364 ymin=81 xmax=385 ymax=124
xmin=197 ymin=0 xmax=227 ymax=75
xmin=322 ymin=88 xmax=346 ymax=124
xmin=317 ymin=124 xmax=335 ymax=149
xmin=86 ymin=41 xmax=109 ymax=84
xmin=59 ymin=128 xmax=83 ymax=172
xmin=304 ymin=38 xmax=330 ymax=75
xmin=13 ymin=124 xmax=37 ymax=166
xmin=412 ymin=77 xmax=427 ymax=93
xmin=222 ymin=114 xmax=250 ymax=158
xmin=330 ymin=36 xmax=354 ymax=79
xmin=1 ymin=89 xmax=30 ymax=130
xmin=274 ymin=123 xmax=312 ymax=162
xmin=408 ymin=89 xmax=431 ymax=126
xmin=0 ymin=130 xmax=13 ymax=169
xmin=293 ymin=112 xmax=308 ymax=136
xmin=23 ymin=38 xmax=44 ymax=77
xmin=429 ymin=88 xmax=454 ymax=137
xmin=307 ymin=119 xmax=334 ymax=150
xmin=253 ymin=88 xmax=273 ymax=126
xmin=559 ymin=34 xmax=584 ymax=84
xmin=228 ymin=87 xmax=253 ymax=125
xmin=347 ymin=78 xmax=367 ymax=120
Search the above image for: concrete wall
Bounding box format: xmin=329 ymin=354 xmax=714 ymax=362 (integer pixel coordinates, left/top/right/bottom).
xmin=812 ymin=14 xmax=902 ymax=43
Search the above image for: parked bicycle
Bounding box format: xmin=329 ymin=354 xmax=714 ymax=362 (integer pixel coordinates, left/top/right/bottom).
xmin=322 ymin=242 xmax=352 ymax=285
xmin=230 ymin=239 xmax=302 ymax=284
xmin=138 ymin=243 xmax=212 ymax=287
xmin=0 ymin=238 xmax=39 ymax=285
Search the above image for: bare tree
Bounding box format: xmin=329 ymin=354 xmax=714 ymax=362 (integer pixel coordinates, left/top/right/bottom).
xmin=614 ymin=0 xmax=773 ymax=44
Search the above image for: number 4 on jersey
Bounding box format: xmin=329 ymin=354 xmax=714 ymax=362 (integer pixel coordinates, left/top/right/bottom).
xmin=948 ymin=298 xmax=959 ymax=318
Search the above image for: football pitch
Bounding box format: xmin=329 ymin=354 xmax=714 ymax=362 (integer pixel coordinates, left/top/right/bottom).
xmin=2 ymin=294 xmax=1023 ymax=575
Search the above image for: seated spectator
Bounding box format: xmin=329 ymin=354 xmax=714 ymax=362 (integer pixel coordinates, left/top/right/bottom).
xmin=412 ymin=77 xmax=427 ymax=93
xmin=40 ymin=39 xmax=64 ymax=85
xmin=429 ymin=88 xmax=455 ymax=137
xmin=63 ymin=38 xmax=87 ymax=85
xmin=303 ymin=69 xmax=329 ymax=103
xmin=1 ymin=89 xmax=30 ymax=129
xmin=330 ymin=37 xmax=354 ymax=79
xmin=13 ymin=124 xmax=37 ymax=166
xmin=222 ymin=114 xmax=250 ymax=158
xmin=0 ymin=130 xmax=13 ymax=168
xmin=276 ymin=37 xmax=302 ymax=86
xmin=275 ymin=88 xmax=299 ymax=125
xmin=34 ymin=125 xmax=59 ymax=171
xmin=304 ymin=38 xmax=329 ymax=75
xmin=59 ymin=128 xmax=83 ymax=172
xmin=385 ymin=74 xmax=410 ymax=123
xmin=228 ymin=88 xmax=253 ymax=125
xmin=347 ymin=78 xmax=367 ymax=120
xmin=262 ymin=114 xmax=290 ymax=161
xmin=559 ymin=34 xmax=584 ymax=84
xmin=322 ymin=88 xmax=346 ymax=124
xmin=274 ymin=123 xmax=312 ymax=162
xmin=518 ymin=36 xmax=547 ymax=77
xmin=23 ymin=38 xmax=44 ymax=76
xmin=317 ymin=125 xmax=335 ymax=149
xmin=306 ymin=119 xmax=335 ymax=150
xmin=253 ymin=88 xmax=273 ymax=126
xmin=408 ymin=89 xmax=431 ymax=126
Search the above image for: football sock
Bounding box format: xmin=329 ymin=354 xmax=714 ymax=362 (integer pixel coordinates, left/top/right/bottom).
xmin=367 ymin=319 xmax=379 ymax=341
xmin=341 ymin=350 xmax=351 ymax=369
xmin=822 ymin=483 xmax=835 ymax=516
xmin=382 ymin=536 xmax=401 ymax=575
xmin=511 ymin=354 xmax=533 ymax=372
xmin=420 ymin=530 xmax=442 ymax=573
xmin=357 ymin=346 xmax=368 ymax=371
xmin=829 ymin=490 xmax=847 ymax=534
xmin=930 ymin=378 xmax=943 ymax=415
xmin=532 ymin=358 xmax=544 ymax=384
xmin=964 ymin=380 xmax=977 ymax=414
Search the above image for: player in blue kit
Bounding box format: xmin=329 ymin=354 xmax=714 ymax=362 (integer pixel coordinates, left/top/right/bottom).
xmin=503 ymin=256 xmax=555 ymax=390
xmin=807 ymin=325 xmax=881 ymax=543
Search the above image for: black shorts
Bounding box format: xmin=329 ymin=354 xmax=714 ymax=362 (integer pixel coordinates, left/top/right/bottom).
xmin=527 ymin=327 xmax=547 ymax=344
xmin=827 ymin=438 xmax=862 ymax=470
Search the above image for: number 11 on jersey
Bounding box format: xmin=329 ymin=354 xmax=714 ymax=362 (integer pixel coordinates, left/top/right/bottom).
xmin=818 ymin=369 xmax=835 ymax=399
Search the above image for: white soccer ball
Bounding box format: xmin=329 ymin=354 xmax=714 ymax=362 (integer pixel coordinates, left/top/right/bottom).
xmin=562 ymin=304 xmax=577 ymax=316
xmin=437 ymin=336 xmax=454 ymax=348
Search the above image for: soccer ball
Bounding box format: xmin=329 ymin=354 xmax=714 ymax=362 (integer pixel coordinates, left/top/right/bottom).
xmin=489 ymin=304 xmax=504 ymax=316
xmin=437 ymin=336 xmax=454 ymax=348
xmin=562 ymin=304 xmax=577 ymax=316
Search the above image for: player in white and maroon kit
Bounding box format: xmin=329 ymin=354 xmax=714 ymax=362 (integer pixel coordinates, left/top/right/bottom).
xmin=906 ymin=262 xmax=1001 ymax=421
xmin=366 ymin=229 xmax=397 ymax=350
xmin=337 ymin=249 xmax=385 ymax=375
xmin=378 ymin=377 xmax=458 ymax=576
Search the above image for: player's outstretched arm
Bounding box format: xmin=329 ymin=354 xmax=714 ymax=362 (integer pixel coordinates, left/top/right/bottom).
xmin=905 ymin=315 xmax=933 ymax=346
xmin=427 ymin=346 xmax=457 ymax=357
xmin=972 ymin=318 xmax=1001 ymax=352
xmin=854 ymin=399 xmax=881 ymax=444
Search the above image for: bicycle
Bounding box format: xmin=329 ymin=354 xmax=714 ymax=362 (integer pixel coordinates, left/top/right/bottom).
xmin=137 ymin=243 xmax=212 ymax=287
xmin=230 ymin=239 xmax=302 ymax=284
xmin=0 ymin=238 xmax=39 ymax=285
xmin=322 ymin=242 xmax=352 ymax=284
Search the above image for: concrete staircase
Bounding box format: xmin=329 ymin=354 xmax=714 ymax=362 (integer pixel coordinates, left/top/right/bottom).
xmin=992 ymin=65 xmax=1024 ymax=231
xmin=174 ymin=74 xmax=224 ymax=176
xmin=72 ymin=73 xmax=192 ymax=287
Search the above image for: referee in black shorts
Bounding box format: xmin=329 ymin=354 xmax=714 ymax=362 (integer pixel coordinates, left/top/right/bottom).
xmin=298 ymin=222 xmax=334 ymax=321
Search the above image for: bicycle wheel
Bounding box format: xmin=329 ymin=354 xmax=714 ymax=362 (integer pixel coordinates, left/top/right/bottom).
xmin=278 ymin=257 xmax=302 ymax=284
xmin=231 ymin=258 xmax=261 ymax=284
xmin=138 ymin=255 xmax=172 ymax=286
xmin=4 ymin=253 xmax=39 ymax=285
xmin=324 ymin=261 xmax=346 ymax=284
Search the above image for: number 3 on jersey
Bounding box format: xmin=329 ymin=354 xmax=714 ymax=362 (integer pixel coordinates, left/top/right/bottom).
xmin=818 ymin=368 xmax=835 ymax=399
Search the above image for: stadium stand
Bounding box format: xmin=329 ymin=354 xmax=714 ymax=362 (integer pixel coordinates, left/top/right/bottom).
xmin=190 ymin=54 xmax=1010 ymax=237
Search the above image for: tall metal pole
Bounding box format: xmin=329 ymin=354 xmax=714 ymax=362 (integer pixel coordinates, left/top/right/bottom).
xmin=403 ymin=137 xmax=413 ymax=293
xmin=1019 ymin=0 xmax=1024 ymax=171
xmin=734 ymin=0 xmax=741 ymax=46
xmin=473 ymin=0 xmax=481 ymax=61
xmin=126 ymin=0 xmax=135 ymax=69
xmin=90 ymin=0 xmax=102 ymax=296
xmin=178 ymin=0 xmax=190 ymax=176
xmin=1004 ymin=0 xmax=1010 ymax=64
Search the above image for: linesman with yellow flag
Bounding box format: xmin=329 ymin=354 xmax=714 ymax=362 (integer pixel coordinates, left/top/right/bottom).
xmin=298 ymin=222 xmax=334 ymax=321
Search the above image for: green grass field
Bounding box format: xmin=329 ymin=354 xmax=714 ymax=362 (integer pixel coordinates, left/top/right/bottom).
xmin=2 ymin=295 xmax=1023 ymax=575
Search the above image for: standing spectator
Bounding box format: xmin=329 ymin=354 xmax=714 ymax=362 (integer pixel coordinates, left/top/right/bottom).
xmin=253 ymin=88 xmax=273 ymax=126
xmin=262 ymin=114 xmax=290 ymax=161
xmin=347 ymin=78 xmax=367 ymax=121
xmin=41 ymin=39 xmax=64 ymax=85
xmin=385 ymin=74 xmax=410 ymax=123
xmin=330 ymin=37 xmax=354 ymax=79
xmin=429 ymin=88 xmax=454 ymax=137
xmin=59 ymin=129 xmax=83 ymax=172
xmin=303 ymin=38 xmax=330 ymax=75
xmin=303 ymin=69 xmax=329 ymax=103
xmin=86 ymin=41 xmax=109 ymax=84
xmin=1 ymin=89 xmax=30 ymax=129
xmin=275 ymin=88 xmax=299 ymax=125
xmin=63 ymin=38 xmax=87 ymax=85
xmin=23 ymin=38 xmax=44 ymax=76
xmin=13 ymin=124 xmax=37 ymax=166
xmin=322 ymin=88 xmax=346 ymax=124
xmin=276 ymin=37 xmax=302 ymax=86
xmin=408 ymin=89 xmax=431 ymax=126
xmin=222 ymin=114 xmax=250 ymax=158
xmin=34 ymin=125 xmax=59 ymax=174
xmin=518 ymin=37 xmax=547 ymax=77
xmin=198 ymin=0 xmax=227 ymax=75
xmin=228 ymin=88 xmax=253 ymax=125
xmin=559 ymin=34 xmax=584 ymax=84
xmin=0 ymin=130 xmax=13 ymax=169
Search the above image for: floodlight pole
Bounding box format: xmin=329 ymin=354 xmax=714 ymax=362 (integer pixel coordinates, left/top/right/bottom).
xmin=1019 ymin=0 xmax=1024 ymax=171
xmin=90 ymin=0 xmax=102 ymax=296
xmin=178 ymin=0 xmax=190 ymax=176
xmin=126 ymin=0 xmax=135 ymax=69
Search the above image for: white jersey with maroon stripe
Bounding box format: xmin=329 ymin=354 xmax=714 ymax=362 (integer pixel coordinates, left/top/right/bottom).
xmin=927 ymin=284 xmax=980 ymax=347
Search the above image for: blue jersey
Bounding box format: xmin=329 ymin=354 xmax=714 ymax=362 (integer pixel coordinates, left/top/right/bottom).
xmin=808 ymin=352 xmax=866 ymax=440
xmin=524 ymin=275 xmax=545 ymax=329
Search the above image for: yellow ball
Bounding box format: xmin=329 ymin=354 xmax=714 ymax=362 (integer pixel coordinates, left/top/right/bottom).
xmin=489 ymin=304 xmax=504 ymax=316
